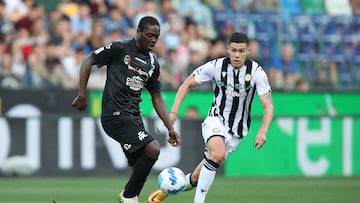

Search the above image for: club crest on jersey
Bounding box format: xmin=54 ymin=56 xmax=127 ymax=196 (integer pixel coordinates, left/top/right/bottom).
xmin=244 ymin=74 xmax=252 ymax=82
xmin=123 ymin=55 xmax=131 ymax=65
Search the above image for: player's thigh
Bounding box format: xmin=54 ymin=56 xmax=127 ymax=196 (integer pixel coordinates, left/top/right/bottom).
xmin=201 ymin=116 xmax=226 ymax=143
xmin=101 ymin=117 xmax=155 ymax=154
xmin=207 ymin=136 xmax=226 ymax=158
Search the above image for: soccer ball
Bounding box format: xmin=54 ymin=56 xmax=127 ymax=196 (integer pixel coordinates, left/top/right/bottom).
xmin=157 ymin=167 xmax=186 ymax=195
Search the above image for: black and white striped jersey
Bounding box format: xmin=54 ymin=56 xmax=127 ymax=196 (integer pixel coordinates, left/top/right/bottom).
xmin=193 ymin=57 xmax=271 ymax=138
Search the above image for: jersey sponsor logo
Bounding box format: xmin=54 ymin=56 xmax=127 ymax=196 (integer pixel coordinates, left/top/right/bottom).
xmin=138 ymin=131 xmax=148 ymax=141
xmin=126 ymin=76 xmax=144 ymax=91
xmin=128 ymin=65 xmax=148 ymax=77
xmin=135 ymin=57 xmax=147 ymax=64
xmin=225 ymin=89 xmax=247 ymax=97
xmin=216 ymin=80 xmax=253 ymax=90
xmin=123 ymin=144 xmax=131 ymax=151
xmin=124 ymin=55 xmax=131 ymax=65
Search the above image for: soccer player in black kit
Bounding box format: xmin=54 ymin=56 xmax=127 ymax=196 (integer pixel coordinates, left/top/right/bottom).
xmin=72 ymin=16 xmax=181 ymax=203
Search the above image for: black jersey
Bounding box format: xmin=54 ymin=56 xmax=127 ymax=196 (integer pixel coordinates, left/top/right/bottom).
xmin=91 ymin=39 xmax=161 ymax=118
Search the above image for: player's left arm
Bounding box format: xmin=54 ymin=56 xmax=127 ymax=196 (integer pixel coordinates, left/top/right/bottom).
xmin=151 ymin=91 xmax=181 ymax=147
xmin=147 ymin=59 xmax=180 ymax=147
xmin=253 ymin=65 xmax=274 ymax=150
xmin=255 ymin=92 xmax=274 ymax=150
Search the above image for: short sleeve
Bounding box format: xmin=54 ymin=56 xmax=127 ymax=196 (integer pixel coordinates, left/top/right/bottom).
xmin=91 ymin=42 xmax=122 ymax=67
xmin=145 ymin=57 xmax=161 ymax=93
xmin=193 ymin=60 xmax=217 ymax=84
xmin=254 ymin=66 xmax=272 ymax=95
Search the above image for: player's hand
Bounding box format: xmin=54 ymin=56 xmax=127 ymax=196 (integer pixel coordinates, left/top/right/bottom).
xmin=169 ymin=112 xmax=177 ymax=124
xmin=168 ymin=130 xmax=181 ymax=147
xmin=254 ymin=133 xmax=266 ymax=150
xmin=72 ymin=95 xmax=87 ymax=111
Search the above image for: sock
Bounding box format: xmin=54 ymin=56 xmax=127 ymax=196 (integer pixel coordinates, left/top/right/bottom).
xmin=183 ymin=173 xmax=196 ymax=191
xmin=123 ymin=154 xmax=157 ymax=198
xmin=194 ymin=159 xmax=219 ymax=203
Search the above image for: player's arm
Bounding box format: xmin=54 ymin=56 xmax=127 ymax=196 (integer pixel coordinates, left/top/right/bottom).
xmin=255 ymin=92 xmax=274 ymax=150
xmin=170 ymin=74 xmax=199 ymax=123
xmin=72 ymin=42 xmax=119 ymax=111
xmin=72 ymin=54 xmax=95 ymax=111
xmin=151 ymin=91 xmax=181 ymax=147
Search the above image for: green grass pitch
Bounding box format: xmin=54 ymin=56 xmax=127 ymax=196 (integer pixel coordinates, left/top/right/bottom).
xmin=1 ymin=176 xmax=360 ymax=203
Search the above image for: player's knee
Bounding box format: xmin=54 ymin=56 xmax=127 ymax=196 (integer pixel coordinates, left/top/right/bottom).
xmin=144 ymin=140 xmax=160 ymax=160
xmin=208 ymin=152 xmax=225 ymax=165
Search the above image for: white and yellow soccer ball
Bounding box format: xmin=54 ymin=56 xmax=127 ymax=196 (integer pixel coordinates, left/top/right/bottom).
xmin=157 ymin=167 xmax=186 ymax=195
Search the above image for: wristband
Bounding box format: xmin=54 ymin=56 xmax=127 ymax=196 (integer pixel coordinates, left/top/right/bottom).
xmin=170 ymin=112 xmax=177 ymax=115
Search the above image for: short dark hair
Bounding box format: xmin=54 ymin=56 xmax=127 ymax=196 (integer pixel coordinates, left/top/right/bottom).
xmin=137 ymin=16 xmax=160 ymax=32
xmin=229 ymin=32 xmax=249 ymax=44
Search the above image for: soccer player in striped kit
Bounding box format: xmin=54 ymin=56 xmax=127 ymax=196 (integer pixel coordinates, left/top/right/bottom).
xmin=148 ymin=32 xmax=274 ymax=203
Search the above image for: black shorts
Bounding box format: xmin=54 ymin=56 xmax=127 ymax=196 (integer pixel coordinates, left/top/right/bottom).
xmin=101 ymin=115 xmax=155 ymax=157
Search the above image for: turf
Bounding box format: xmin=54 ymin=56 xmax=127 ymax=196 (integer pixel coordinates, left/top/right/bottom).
xmin=0 ymin=176 xmax=359 ymax=203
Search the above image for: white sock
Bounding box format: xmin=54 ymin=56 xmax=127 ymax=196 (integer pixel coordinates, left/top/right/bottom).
xmin=193 ymin=163 xmax=217 ymax=203
xmin=183 ymin=173 xmax=195 ymax=191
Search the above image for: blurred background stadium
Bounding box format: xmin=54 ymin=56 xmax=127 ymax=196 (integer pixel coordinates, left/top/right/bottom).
xmin=0 ymin=0 xmax=359 ymax=202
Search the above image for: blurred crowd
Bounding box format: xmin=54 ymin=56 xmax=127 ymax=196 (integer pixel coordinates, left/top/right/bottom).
xmin=0 ymin=0 xmax=359 ymax=92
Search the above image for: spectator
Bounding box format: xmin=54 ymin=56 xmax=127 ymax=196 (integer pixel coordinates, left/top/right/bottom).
xmin=294 ymin=78 xmax=310 ymax=92
xmin=88 ymin=0 xmax=109 ymax=18
xmin=312 ymin=68 xmax=335 ymax=91
xmin=103 ymin=6 xmax=132 ymax=37
xmin=4 ymin=0 xmax=29 ymax=22
xmin=0 ymin=52 xmax=21 ymax=89
xmin=69 ymin=2 xmax=92 ymax=37
xmin=185 ymin=105 xmax=200 ymax=119
xmin=160 ymin=49 xmax=185 ymax=90
xmin=230 ymin=0 xmax=253 ymax=11
xmin=248 ymin=0 xmax=279 ymax=13
xmin=210 ymin=0 xmax=235 ymax=39
xmin=48 ymin=57 xmax=75 ymax=89
xmin=208 ymin=38 xmax=227 ymax=60
xmin=86 ymin=19 xmax=105 ymax=50
xmin=49 ymin=15 xmax=71 ymax=45
xmin=350 ymin=0 xmax=360 ymax=15
xmin=161 ymin=8 xmax=183 ymax=50
xmin=270 ymin=43 xmax=300 ymax=90
xmin=22 ymin=52 xmax=52 ymax=89
xmin=174 ymin=0 xmax=217 ymax=39
xmin=325 ymin=0 xmax=352 ymax=15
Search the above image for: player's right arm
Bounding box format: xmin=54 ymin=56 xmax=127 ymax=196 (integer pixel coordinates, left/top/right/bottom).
xmin=170 ymin=60 xmax=216 ymax=123
xmin=72 ymin=54 xmax=95 ymax=111
xmin=72 ymin=42 xmax=121 ymax=111
xmin=170 ymin=74 xmax=199 ymax=124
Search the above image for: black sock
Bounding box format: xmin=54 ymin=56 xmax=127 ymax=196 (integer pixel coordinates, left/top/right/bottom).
xmin=123 ymin=154 xmax=157 ymax=197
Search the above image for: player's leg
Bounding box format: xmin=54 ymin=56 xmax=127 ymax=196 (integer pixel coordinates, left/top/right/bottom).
xmin=102 ymin=117 xmax=158 ymax=203
xmin=183 ymin=160 xmax=204 ymax=191
xmin=124 ymin=140 xmax=160 ymax=198
xmin=193 ymin=136 xmax=225 ymax=203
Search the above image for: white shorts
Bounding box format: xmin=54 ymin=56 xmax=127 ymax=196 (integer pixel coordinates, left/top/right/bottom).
xmin=201 ymin=116 xmax=242 ymax=159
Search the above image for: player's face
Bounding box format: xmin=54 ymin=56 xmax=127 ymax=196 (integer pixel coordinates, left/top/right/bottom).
xmin=137 ymin=25 xmax=160 ymax=52
xmin=228 ymin=42 xmax=249 ymax=69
